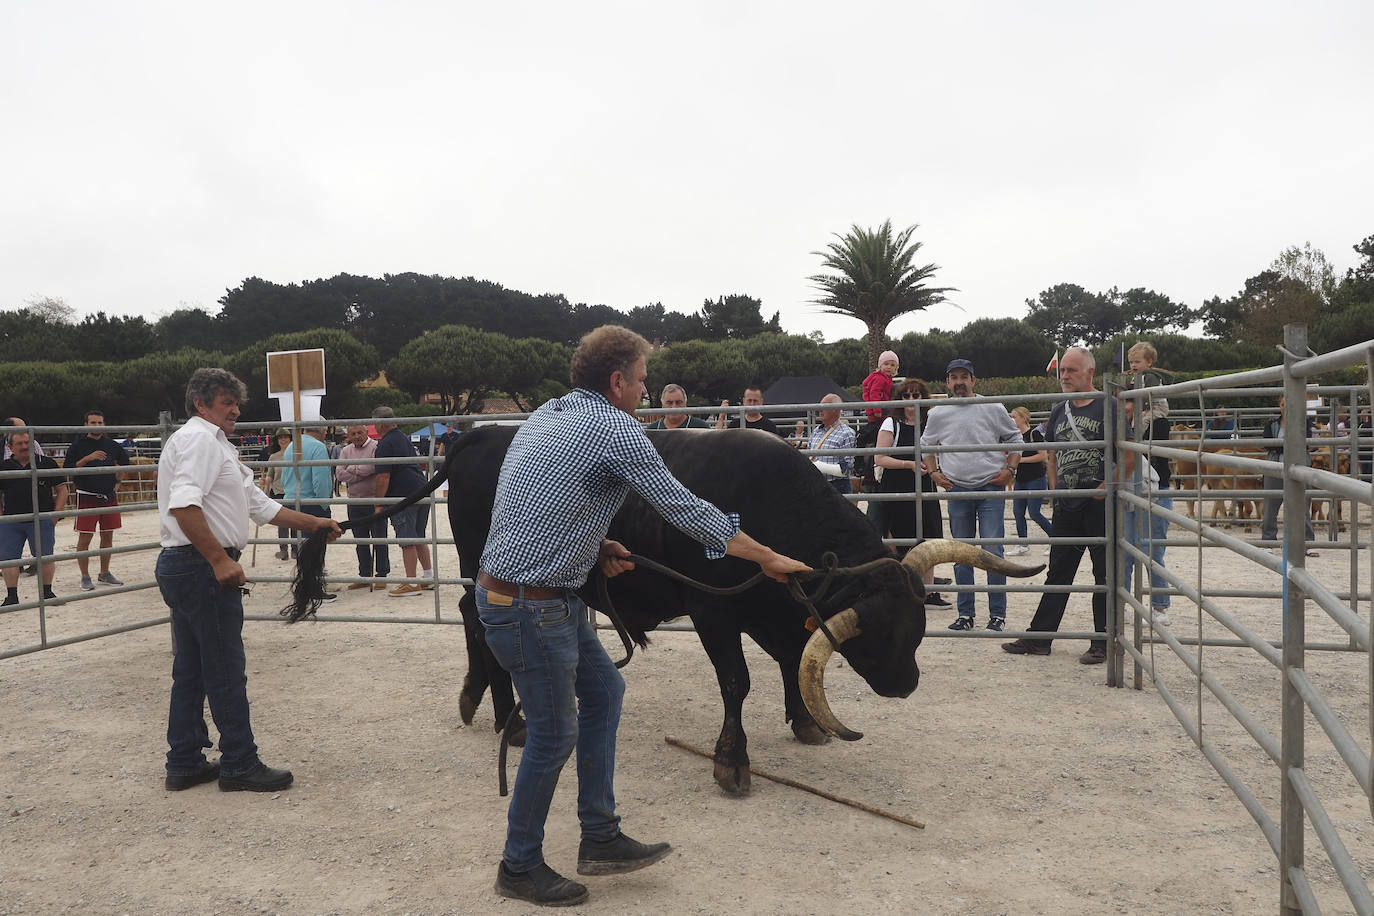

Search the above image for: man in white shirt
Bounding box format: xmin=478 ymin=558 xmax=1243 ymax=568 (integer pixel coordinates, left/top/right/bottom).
xmin=157 ymin=368 xmax=340 ymax=793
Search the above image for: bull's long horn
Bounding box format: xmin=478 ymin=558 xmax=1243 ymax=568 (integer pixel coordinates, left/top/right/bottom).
xmin=900 ymin=538 xmax=1045 ymax=579
xmin=798 ymin=608 xmax=864 ymax=742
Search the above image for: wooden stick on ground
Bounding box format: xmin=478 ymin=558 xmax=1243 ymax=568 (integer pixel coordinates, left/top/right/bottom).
xmin=663 ymin=735 xmax=925 ymax=830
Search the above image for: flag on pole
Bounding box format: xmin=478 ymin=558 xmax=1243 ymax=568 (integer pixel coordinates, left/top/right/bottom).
xmin=1045 ymin=349 xmax=1059 ymax=373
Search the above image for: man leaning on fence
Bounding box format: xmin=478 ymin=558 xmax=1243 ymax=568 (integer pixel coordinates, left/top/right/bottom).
xmin=1003 ymin=347 xmax=1132 ymax=665
xmin=808 ymin=394 xmax=856 ymax=494
xmin=156 ymin=368 xmax=341 ymax=793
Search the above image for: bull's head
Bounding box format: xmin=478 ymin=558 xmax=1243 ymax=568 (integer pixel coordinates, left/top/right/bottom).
xmin=799 ymin=540 xmax=1044 ymax=741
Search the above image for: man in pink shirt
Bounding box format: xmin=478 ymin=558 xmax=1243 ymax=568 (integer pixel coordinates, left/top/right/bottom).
xmin=335 ymin=424 xmax=390 ymax=590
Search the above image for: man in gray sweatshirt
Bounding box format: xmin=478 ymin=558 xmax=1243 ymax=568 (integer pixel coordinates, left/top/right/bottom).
xmin=921 ymin=359 xmax=1023 ymax=631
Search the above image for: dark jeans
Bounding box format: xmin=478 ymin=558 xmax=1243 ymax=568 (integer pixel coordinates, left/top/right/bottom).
xmin=829 ymin=477 xmax=852 ymax=495
xmin=1027 ymin=500 xmax=1107 ymax=652
xmin=346 ymin=505 xmax=391 ymax=577
xmin=156 ymin=546 xmax=259 ymax=777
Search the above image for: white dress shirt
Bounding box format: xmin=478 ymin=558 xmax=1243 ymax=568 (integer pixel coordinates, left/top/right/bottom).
xmin=158 ymin=416 xmax=281 ymax=549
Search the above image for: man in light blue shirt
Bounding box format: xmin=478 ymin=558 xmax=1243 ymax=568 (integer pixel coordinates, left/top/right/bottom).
xmin=280 ymin=428 xmax=333 ymax=562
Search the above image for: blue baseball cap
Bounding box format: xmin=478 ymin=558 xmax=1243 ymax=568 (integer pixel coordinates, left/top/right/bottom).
xmin=945 ymin=358 xmax=976 ymax=376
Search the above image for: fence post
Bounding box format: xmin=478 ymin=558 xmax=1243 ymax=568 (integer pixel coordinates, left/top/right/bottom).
xmin=1103 ymin=382 xmax=1121 ymax=688
xmin=1279 ymin=322 xmax=1307 ymax=916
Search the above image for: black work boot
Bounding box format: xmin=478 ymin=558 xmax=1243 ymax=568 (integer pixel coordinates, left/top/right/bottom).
xmin=577 ymin=832 xmax=672 ymax=876
xmin=495 ymin=861 xmax=588 ymax=907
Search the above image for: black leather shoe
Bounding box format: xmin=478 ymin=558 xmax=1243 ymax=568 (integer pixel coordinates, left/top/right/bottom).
xmin=495 ymin=861 xmax=588 ymax=907
xmin=165 ymin=761 xmax=220 ymax=791
xmin=218 ymin=762 xmax=293 ymax=792
xmin=577 ymin=832 xmax=671 ymax=876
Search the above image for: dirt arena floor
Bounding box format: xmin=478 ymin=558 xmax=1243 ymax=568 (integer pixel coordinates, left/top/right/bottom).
xmin=2 ymin=499 xmax=1372 ymax=914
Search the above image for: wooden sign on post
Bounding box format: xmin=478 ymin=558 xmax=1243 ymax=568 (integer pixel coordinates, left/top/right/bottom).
xmin=266 ymin=349 xmax=327 ymax=436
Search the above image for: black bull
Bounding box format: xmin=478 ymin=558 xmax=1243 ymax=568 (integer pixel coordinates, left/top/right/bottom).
xmin=286 ymin=425 xmax=1041 ymax=795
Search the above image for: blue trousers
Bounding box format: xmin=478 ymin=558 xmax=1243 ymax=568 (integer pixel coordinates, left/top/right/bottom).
xmin=156 ymin=546 xmax=260 ymax=777
xmin=1011 ymin=475 xmax=1052 ymax=538
xmin=478 ymin=586 xmax=625 ymax=871
xmin=1123 ymin=495 xmax=1172 ymax=609
xmin=946 ymin=482 xmax=1007 ymax=619
xmin=346 ymin=505 xmax=391 ymax=577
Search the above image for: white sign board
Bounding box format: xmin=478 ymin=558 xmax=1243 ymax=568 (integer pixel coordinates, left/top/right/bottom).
xmin=266 ymin=349 xmax=327 ymax=422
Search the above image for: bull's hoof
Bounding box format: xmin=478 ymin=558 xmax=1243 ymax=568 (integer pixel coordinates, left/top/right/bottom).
xmin=792 ymin=721 xmax=832 ymax=746
xmin=713 ymin=761 xmax=752 ymax=796
xmin=459 ymin=691 xmax=479 ymax=725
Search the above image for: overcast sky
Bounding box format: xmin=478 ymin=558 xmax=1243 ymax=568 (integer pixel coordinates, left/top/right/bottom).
xmin=4 ymin=1 xmax=1371 ymax=343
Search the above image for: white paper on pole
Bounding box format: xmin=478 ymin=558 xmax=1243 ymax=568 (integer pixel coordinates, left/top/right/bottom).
xmin=276 ymin=394 xmax=324 ymax=422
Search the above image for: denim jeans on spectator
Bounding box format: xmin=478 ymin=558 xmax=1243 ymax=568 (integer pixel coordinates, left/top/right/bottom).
xmin=477 ymin=586 xmax=624 ymax=872
xmin=346 ymin=504 xmax=391 ymax=577
xmin=1123 ymin=494 xmax=1172 ymax=609
xmin=0 ymin=519 xmax=55 ymax=563
xmin=1011 ymin=475 xmax=1053 ymax=539
xmin=391 ymin=504 xmax=430 ymax=541
xmin=946 ymin=482 xmax=1007 ymax=619
xmin=155 ymin=546 xmax=260 ymax=777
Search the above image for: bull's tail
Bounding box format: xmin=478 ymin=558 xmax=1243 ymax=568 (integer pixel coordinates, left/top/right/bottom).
xmin=279 ymin=434 xmax=474 ymax=623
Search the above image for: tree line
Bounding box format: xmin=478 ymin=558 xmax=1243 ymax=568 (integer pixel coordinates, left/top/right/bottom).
xmin=4 ymin=228 xmax=1369 ymax=426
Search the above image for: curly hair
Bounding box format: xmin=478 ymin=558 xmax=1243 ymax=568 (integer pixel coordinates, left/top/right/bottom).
xmin=569 ymin=326 xmax=651 ymax=392
xmin=887 ymin=378 xmax=929 ymax=420
xmin=184 ymin=368 xmax=248 ymax=417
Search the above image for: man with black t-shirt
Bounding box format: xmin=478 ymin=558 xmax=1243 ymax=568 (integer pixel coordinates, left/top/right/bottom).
xmin=1003 ymin=347 xmax=1131 ymax=665
xmin=715 ymin=386 xmax=782 ymax=436
xmin=64 ymin=409 xmax=131 ymax=590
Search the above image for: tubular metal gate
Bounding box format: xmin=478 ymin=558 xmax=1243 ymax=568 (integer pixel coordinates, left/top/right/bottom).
xmin=3 ymin=327 xmax=1372 ymax=913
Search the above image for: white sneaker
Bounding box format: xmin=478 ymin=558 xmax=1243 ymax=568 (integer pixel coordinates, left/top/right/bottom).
xmin=1006 ymin=545 xmax=1029 ymax=556
xmin=1151 ymin=608 xmax=1170 ymax=627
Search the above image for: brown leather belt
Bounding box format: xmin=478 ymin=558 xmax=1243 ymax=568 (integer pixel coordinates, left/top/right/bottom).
xmin=477 ymin=572 xmax=564 ymax=601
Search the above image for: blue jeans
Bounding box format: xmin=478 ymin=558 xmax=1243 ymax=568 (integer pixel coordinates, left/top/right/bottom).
xmin=155 ymin=546 xmax=259 ymax=777
xmin=391 ymin=504 xmax=430 ymax=540
xmin=346 ymin=505 xmax=391 ymax=577
xmin=478 ymin=586 xmax=624 ymax=871
xmin=1011 ymin=476 xmax=1052 ymax=539
xmin=946 ymin=482 xmax=1007 ymax=618
xmin=1124 ymin=495 xmax=1172 ymax=609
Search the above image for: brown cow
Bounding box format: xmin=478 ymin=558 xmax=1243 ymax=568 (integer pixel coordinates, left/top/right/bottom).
xmin=1309 ymin=452 xmax=1351 ymax=522
xmin=1169 ymin=430 xmax=1263 ymax=523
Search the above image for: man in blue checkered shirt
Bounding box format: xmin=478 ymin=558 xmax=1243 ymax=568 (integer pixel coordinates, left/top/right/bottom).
xmin=480 ymin=326 xmax=808 ymax=907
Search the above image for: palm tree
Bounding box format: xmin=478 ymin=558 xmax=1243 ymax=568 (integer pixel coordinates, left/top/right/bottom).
xmin=810 ymin=220 xmax=955 ymax=369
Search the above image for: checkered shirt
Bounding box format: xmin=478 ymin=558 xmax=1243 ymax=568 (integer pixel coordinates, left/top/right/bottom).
xmin=481 ymin=388 xmax=740 ymax=588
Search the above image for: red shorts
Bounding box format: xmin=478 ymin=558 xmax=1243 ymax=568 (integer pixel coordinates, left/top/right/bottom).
xmin=74 ymin=492 xmax=122 ymax=533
